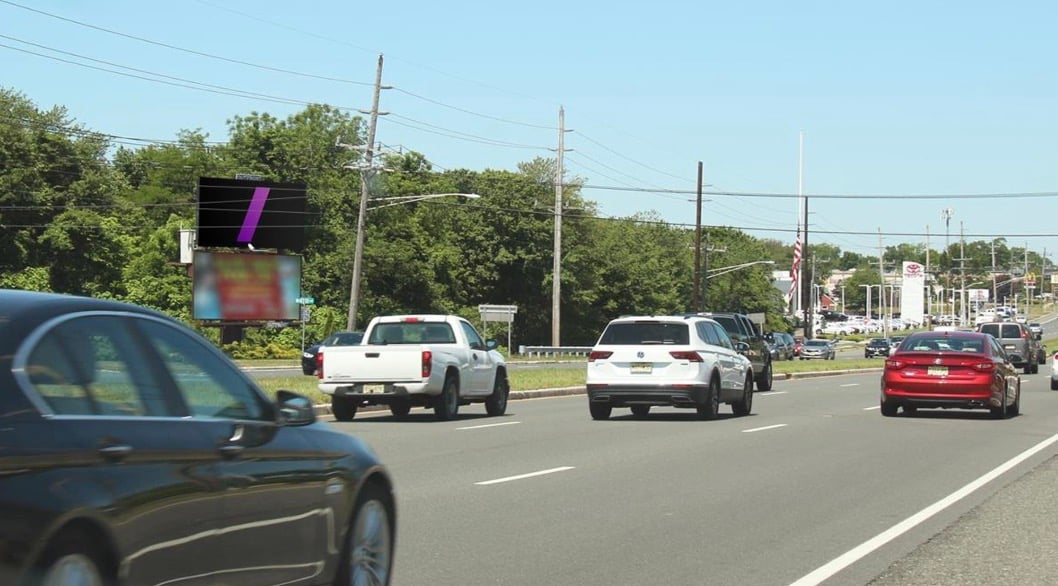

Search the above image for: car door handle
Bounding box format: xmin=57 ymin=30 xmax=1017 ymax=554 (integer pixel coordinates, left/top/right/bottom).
xmin=98 ymin=443 xmax=133 ymax=462
xmin=218 ymin=444 xmax=245 ymax=459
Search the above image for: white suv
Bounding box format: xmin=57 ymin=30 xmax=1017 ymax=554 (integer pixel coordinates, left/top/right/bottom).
xmin=585 ymin=315 xmax=754 ymax=420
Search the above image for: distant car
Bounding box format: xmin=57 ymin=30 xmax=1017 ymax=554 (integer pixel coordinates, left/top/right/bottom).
xmin=976 ymin=321 xmax=1042 ymax=374
xmin=766 ymin=332 xmax=796 ymax=361
xmin=800 ymin=338 xmax=836 ymax=360
xmin=881 ymin=330 xmax=1020 ymax=418
xmin=864 ymin=337 xmax=891 ymax=358
xmin=302 ymin=330 xmax=364 ymax=375
xmin=1029 ymin=322 xmax=1043 ymax=338
xmin=586 ymin=315 xmax=754 ymax=420
xmin=888 ymin=335 xmax=906 ymax=356
xmin=0 ymin=290 xmax=396 ymax=585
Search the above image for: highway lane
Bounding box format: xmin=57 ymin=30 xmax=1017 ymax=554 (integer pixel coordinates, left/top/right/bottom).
xmin=328 ymin=369 xmax=1058 ymax=585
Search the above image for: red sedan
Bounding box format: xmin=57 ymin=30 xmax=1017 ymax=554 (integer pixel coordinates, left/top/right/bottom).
xmin=881 ymin=331 xmax=1020 ymax=418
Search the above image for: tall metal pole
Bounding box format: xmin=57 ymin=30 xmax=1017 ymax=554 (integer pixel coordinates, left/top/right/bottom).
xmin=693 ymin=161 xmax=703 ymax=312
xmin=925 ymin=225 xmax=932 ymax=320
xmin=347 ymin=54 xmax=386 ymax=331
xmin=959 ymin=222 xmax=967 ymax=326
xmin=942 ymin=208 xmax=954 ymax=320
xmin=551 ymin=107 xmax=567 ymax=346
xmin=878 ymin=228 xmax=888 ymax=338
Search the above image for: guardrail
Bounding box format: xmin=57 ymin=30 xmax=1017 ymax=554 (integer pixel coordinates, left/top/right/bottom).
xmin=519 ymin=345 xmax=593 ymax=357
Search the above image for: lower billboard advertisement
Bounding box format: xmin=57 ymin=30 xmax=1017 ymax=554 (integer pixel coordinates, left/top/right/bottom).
xmin=193 ymin=250 xmax=301 ymax=321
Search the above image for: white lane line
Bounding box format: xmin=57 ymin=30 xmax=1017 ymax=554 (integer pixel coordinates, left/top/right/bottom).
xmin=742 ymin=424 xmax=788 ymax=433
xmin=475 ymin=466 xmax=575 ymax=486
xmin=863 ymin=406 xmax=880 ymax=411
xmin=840 ymin=383 xmax=860 ymax=388
xmin=457 ymin=421 xmax=522 ymax=430
xmin=759 ymin=391 xmax=789 ymax=396
xmin=789 ymin=431 xmax=1058 ymax=586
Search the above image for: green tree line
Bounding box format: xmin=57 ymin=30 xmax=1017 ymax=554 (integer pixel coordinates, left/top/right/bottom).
xmin=2 ymin=88 xmax=1043 ymax=350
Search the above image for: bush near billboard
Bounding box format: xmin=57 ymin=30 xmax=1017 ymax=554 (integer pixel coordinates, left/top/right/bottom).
xmin=196 ymin=176 xmax=307 ymax=252
xmin=192 ymin=251 xmax=301 ymax=321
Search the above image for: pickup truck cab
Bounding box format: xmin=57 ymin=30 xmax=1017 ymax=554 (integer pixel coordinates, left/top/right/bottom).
xmin=318 ymin=314 xmax=509 ymax=421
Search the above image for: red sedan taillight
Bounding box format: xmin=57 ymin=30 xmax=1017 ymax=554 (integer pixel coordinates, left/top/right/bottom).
xmin=588 ymin=351 xmax=613 ymax=362
xmin=973 ymin=362 xmax=995 ymax=371
xmin=669 ymin=351 xmax=703 ymax=362
xmin=422 ymin=350 xmax=432 ymax=378
xmin=884 ymin=359 xmax=905 ymax=370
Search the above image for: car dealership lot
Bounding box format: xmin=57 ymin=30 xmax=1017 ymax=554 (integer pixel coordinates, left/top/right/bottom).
xmin=340 ymin=371 xmax=1058 ymax=586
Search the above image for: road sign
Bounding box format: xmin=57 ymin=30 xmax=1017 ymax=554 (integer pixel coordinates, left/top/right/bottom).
xmin=296 ymin=297 xmax=315 ymax=305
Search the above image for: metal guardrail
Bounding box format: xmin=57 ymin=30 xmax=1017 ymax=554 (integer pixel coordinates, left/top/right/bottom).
xmin=519 ymin=345 xmax=593 ymax=357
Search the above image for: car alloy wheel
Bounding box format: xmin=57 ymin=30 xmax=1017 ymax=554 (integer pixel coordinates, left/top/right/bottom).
xmin=341 ymin=483 xmax=394 ymax=586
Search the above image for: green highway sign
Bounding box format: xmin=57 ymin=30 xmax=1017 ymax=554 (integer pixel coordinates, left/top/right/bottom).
xmin=296 ymin=297 xmax=315 ymax=305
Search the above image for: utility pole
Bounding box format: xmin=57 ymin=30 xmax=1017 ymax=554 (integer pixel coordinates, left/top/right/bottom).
xmin=693 ymin=161 xmax=703 ymax=312
xmin=551 ymin=107 xmax=572 ymax=346
xmin=925 ymin=225 xmax=931 ymax=320
xmin=346 ymin=54 xmax=388 ymax=331
xmin=878 ymin=228 xmax=888 ymax=339
xmin=802 ymin=194 xmax=811 ymax=338
xmin=991 ymin=239 xmax=998 ymax=310
xmin=958 ymin=222 xmax=967 ymax=327
xmin=941 ymin=208 xmax=954 ymax=320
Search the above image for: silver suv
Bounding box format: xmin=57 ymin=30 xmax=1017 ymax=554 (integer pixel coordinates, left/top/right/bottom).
xmin=586 ymin=315 xmax=754 ymax=420
xmin=976 ymin=321 xmax=1043 ymax=374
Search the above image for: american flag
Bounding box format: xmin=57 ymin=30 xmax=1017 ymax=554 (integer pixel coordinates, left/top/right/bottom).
xmin=786 ymin=226 xmax=802 ymax=307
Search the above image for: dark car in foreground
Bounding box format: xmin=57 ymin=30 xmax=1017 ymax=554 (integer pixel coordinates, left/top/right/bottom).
xmin=881 ymin=330 xmax=1020 ymax=419
xmin=0 ymin=290 xmax=395 ymax=585
xmin=302 ymin=330 xmax=364 ymax=375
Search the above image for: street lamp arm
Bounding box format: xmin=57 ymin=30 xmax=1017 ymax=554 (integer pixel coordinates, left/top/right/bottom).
xmin=705 ymin=260 xmax=775 ymax=279
xmin=367 ymin=193 xmax=481 ymax=210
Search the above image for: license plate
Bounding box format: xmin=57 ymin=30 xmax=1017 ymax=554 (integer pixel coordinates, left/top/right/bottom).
xmin=630 ymin=362 xmax=652 ymax=374
xmin=927 ymin=366 xmax=948 ymax=376
xmin=361 ymin=384 xmax=386 ymax=394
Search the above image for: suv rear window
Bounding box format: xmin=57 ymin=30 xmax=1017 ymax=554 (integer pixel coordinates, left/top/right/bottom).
xmin=980 ymin=324 xmax=1022 ymax=338
xmin=598 ymin=322 xmax=690 ymax=345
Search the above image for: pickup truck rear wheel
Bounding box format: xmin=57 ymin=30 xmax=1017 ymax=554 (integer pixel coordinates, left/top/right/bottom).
xmin=332 ymin=396 xmax=358 ymax=422
xmin=485 ymin=371 xmax=509 ymax=416
xmin=755 ymin=360 xmax=773 ymax=392
xmin=433 ymin=375 xmax=460 ymax=421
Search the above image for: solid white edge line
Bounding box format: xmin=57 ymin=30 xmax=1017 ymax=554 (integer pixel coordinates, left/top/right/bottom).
xmin=743 ymin=424 xmax=788 ymax=433
xmin=789 ymin=431 xmax=1058 ymax=586
xmin=457 ymin=421 xmax=522 ymax=430
xmin=475 ymin=466 xmax=575 ymax=486
xmin=863 ymin=406 xmax=880 ymax=411
xmin=759 ymin=391 xmax=789 ymax=396
xmin=840 ymin=383 xmax=859 ymax=387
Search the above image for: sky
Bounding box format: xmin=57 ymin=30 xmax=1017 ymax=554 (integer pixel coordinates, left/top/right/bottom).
xmin=3 ymin=0 xmax=1057 ymax=262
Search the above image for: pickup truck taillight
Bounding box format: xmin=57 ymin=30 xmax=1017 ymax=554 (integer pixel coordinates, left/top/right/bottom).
xmin=316 ymin=352 xmax=324 ymax=379
xmin=422 ymin=350 xmax=432 ymax=377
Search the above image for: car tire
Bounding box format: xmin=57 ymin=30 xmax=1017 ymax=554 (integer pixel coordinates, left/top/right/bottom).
xmin=332 ymin=396 xmax=358 ymax=422
xmin=1024 ymin=363 xmax=1034 ymax=375
xmin=755 ymin=360 xmax=773 ymax=392
xmin=35 ymin=529 xmax=113 ymax=586
xmin=388 ymin=400 xmax=411 ymax=418
xmin=433 ymin=375 xmax=460 ymax=421
xmin=1051 ymin=378 xmax=1058 ymax=391
xmin=903 ymin=405 xmax=917 ymax=416
xmin=697 ymin=377 xmax=721 ymax=420
xmin=335 ymin=481 xmax=395 ymax=586
xmin=302 ymin=366 xmax=315 ymax=376
xmin=1039 ymin=351 xmax=1047 ymax=365
xmin=990 ymin=384 xmax=1010 ymax=419
xmin=589 ymin=402 xmax=612 ymax=420
xmin=484 ymin=370 xmax=509 ymax=416
xmin=630 ymin=405 xmax=651 ymax=418
xmin=732 ymin=372 xmax=753 ymax=416
xmin=1009 ymin=382 xmax=1021 ymax=416
xmin=880 ymin=399 xmax=899 ymax=417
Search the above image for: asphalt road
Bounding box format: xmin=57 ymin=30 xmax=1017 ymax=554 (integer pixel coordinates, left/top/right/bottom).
xmin=323 ymin=367 xmax=1058 ymax=586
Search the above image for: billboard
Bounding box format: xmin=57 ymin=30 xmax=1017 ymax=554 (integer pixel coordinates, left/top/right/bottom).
xmin=192 ymin=251 xmax=301 ymax=321
xmin=900 ymin=261 xmax=925 ymax=324
xmin=196 ymin=177 xmax=307 ymax=251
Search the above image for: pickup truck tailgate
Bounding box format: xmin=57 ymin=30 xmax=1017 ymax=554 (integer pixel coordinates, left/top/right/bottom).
xmin=320 ymin=345 xmax=426 ymax=382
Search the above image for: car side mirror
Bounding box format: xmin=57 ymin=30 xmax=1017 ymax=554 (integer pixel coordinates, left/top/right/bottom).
xmin=485 ymin=339 xmax=499 ymax=351
xmin=735 ymin=341 xmax=750 ymax=354
xmin=276 ymin=390 xmax=316 ymax=426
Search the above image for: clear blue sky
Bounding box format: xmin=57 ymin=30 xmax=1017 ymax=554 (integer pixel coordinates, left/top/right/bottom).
xmin=3 ymin=0 xmax=1057 ymax=262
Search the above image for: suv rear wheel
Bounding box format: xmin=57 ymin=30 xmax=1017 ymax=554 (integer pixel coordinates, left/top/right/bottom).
xmin=589 ymin=402 xmax=612 ymax=420
xmin=732 ymin=373 xmax=753 ymax=416
xmin=696 ymin=377 xmax=721 ymax=420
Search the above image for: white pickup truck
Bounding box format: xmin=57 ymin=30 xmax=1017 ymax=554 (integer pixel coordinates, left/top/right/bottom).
xmin=317 ymin=314 xmax=509 ymax=421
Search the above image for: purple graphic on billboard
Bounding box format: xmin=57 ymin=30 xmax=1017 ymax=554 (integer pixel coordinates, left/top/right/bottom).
xmin=196 ymin=177 xmax=307 ymax=251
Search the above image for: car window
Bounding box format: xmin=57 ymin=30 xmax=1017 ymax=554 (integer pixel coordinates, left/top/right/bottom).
xmin=1001 ymin=324 xmax=1022 ymax=338
xmin=710 ymin=316 xmax=742 ymax=339
xmin=697 ymin=322 xmax=722 ymax=346
xmin=599 ymin=322 xmax=690 ymax=345
xmin=24 ymin=316 xmax=166 ymax=417
xmin=705 ymin=322 xmax=733 ymax=349
xmin=460 ymin=321 xmax=485 ymax=349
xmin=138 ymin=319 xmax=267 ymax=421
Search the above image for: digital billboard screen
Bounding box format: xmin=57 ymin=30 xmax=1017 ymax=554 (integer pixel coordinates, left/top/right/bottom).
xmin=196 ymin=176 xmax=307 ymax=251
xmin=192 ymin=251 xmax=301 ymax=321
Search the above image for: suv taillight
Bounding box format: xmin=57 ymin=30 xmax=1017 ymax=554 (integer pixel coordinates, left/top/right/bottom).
xmin=669 ymin=351 xmax=703 ymax=362
xmin=588 ymin=351 xmax=613 ymax=362
xmin=316 ymin=352 xmax=324 ymax=379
